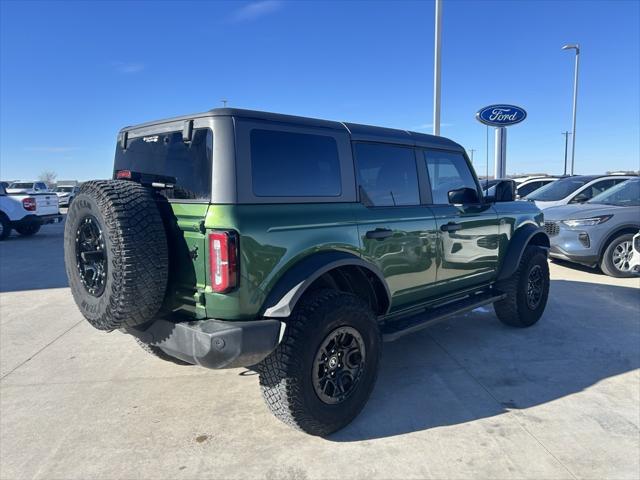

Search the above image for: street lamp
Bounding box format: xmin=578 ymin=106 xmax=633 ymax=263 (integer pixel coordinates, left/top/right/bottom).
xmin=562 ymin=43 xmax=580 ymax=175
xmin=433 ymin=0 xmax=442 ymax=136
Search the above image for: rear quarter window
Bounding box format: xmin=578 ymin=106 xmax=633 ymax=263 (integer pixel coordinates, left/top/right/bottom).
xmin=250 ymin=129 xmax=341 ymax=197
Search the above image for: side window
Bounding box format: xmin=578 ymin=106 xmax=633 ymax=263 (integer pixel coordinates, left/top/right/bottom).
xmin=576 ymin=179 xmax=616 ymax=202
xmin=517 ymin=181 xmax=542 ymax=197
xmin=354 ymin=143 xmax=420 ymax=206
xmin=250 ymin=129 xmax=341 ymax=197
xmin=424 ymin=150 xmax=477 ymax=204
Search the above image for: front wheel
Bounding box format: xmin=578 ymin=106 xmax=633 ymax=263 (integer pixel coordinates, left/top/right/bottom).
xmin=257 ymin=290 xmax=381 ymax=436
xmin=600 ymin=233 xmax=635 ymax=278
xmin=494 ymin=246 xmax=550 ymax=327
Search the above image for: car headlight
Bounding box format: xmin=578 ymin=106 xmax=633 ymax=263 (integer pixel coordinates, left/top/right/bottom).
xmin=562 ymin=215 xmax=612 ymax=227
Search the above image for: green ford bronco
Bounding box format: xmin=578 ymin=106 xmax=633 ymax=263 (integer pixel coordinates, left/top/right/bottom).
xmin=64 ymin=108 xmax=550 ymax=436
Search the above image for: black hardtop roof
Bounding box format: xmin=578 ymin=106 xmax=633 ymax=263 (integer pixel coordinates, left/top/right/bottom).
xmin=121 ymin=108 xmax=464 ymax=151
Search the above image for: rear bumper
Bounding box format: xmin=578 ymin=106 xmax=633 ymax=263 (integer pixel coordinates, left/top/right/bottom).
xmin=130 ymin=317 xmax=283 ymax=369
xmin=13 ymin=214 xmax=63 ymax=227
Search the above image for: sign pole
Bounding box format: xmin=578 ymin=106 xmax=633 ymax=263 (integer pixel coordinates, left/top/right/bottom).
xmin=494 ymin=127 xmax=507 ymax=178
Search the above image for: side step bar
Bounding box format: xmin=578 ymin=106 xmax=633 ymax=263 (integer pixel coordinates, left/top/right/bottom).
xmin=381 ymin=291 xmax=506 ymax=342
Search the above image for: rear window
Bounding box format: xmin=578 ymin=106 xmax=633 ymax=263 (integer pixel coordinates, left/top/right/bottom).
xmin=250 ymin=129 xmax=341 ymax=197
xmin=114 ymin=128 xmax=212 ymax=200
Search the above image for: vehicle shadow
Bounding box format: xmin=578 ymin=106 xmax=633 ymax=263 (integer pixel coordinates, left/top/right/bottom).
xmin=331 ymin=279 xmax=640 ymax=442
xmin=550 ymin=258 xmax=602 ymax=275
xmin=0 ymin=223 xmax=68 ymax=292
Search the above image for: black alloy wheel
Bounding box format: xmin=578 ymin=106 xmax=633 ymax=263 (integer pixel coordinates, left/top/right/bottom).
xmin=75 ymin=216 xmax=107 ymax=297
xmin=312 ymin=326 xmax=366 ymax=405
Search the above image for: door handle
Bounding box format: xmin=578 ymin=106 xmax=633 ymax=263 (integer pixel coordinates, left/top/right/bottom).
xmin=440 ymin=222 xmax=462 ymax=232
xmin=366 ymin=228 xmax=393 ymax=240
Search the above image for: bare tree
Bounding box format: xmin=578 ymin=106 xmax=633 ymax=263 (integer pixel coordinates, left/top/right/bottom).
xmin=38 ymin=170 xmax=58 ymax=187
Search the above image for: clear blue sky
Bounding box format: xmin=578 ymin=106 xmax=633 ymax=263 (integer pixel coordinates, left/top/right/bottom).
xmin=1 ymin=0 xmax=639 ymax=181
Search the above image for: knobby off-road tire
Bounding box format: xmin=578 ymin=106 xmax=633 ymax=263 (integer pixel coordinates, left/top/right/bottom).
xmin=600 ymin=233 xmax=635 ymax=278
xmin=0 ymin=213 xmax=11 ymax=240
xmin=15 ymin=223 xmax=41 ymax=236
xmin=257 ymin=289 xmax=381 ymax=436
xmin=494 ymin=245 xmax=550 ymax=327
xmin=64 ymin=180 xmax=169 ymax=331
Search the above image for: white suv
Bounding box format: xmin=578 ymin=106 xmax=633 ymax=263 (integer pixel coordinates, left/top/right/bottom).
xmin=525 ymin=175 xmax=634 ymax=209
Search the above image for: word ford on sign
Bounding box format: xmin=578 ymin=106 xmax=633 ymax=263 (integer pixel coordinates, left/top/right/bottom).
xmin=475 ymin=104 xmax=527 ymax=127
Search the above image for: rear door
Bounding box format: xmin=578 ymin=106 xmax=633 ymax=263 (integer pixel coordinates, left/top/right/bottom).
xmin=422 ymin=149 xmax=499 ymax=291
xmin=353 ymin=142 xmax=438 ymax=312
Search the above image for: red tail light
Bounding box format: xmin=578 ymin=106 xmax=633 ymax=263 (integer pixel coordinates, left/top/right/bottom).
xmin=209 ymin=231 xmax=239 ymax=293
xmin=22 ymin=197 xmax=36 ymax=211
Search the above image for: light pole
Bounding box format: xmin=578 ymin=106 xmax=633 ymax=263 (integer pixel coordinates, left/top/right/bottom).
xmin=562 ymin=44 xmax=580 ymax=175
xmin=433 ymin=0 xmax=442 ymax=136
xmin=561 ymin=131 xmax=571 ymax=175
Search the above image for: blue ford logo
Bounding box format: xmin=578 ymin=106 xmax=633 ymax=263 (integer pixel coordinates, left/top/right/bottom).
xmin=476 ymin=104 xmax=527 ymax=127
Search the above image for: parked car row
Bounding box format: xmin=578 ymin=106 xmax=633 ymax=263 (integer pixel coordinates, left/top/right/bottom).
xmin=542 ymin=178 xmax=640 ymax=277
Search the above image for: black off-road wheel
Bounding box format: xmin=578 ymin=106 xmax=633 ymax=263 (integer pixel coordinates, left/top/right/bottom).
xmin=15 ymin=223 xmax=41 ymax=236
xmin=0 ymin=213 xmax=11 ymax=241
xmin=64 ymin=180 xmax=169 ymax=331
xmin=494 ymin=246 xmax=549 ymax=327
xmin=600 ymin=233 xmax=635 ymax=278
xmin=257 ymin=289 xmax=381 ymax=436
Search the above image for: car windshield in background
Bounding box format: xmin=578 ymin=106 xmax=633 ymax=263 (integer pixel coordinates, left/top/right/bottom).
xmin=588 ymin=179 xmax=640 ymax=206
xmin=56 ymin=187 xmax=73 ymax=192
xmin=9 ymin=183 xmax=33 ymax=189
xmin=526 ymin=177 xmax=591 ymax=201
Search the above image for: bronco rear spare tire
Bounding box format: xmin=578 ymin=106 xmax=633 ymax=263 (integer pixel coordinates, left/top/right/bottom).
xmin=64 ymin=180 xmax=169 ymax=331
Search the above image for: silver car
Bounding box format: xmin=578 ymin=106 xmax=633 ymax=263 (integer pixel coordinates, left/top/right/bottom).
xmin=544 ymin=178 xmax=640 ymax=277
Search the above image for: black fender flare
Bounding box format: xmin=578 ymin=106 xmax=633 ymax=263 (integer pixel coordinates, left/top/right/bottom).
xmin=496 ymin=224 xmax=550 ymax=281
xmin=261 ymin=251 xmax=391 ymax=318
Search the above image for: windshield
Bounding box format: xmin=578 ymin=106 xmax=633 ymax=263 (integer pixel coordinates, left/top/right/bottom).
xmin=526 ymin=177 xmax=591 ymax=201
xmin=588 ymin=179 xmax=640 ymax=206
xmin=55 ymin=186 xmax=73 ymax=192
xmin=9 ymin=182 xmax=33 ymax=189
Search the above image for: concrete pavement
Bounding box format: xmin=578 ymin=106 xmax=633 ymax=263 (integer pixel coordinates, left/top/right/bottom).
xmin=1 ymin=222 xmax=639 ymax=479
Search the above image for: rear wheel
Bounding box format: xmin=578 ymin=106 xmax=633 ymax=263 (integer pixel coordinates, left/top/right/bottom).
xmin=600 ymin=233 xmax=635 ymax=278
xmin=494 ymin=246 xmax=549 ymax=327
xmin=257 ymin=290 xmax=381 ymax=436
xmin=15 ymin=223 xmax=41 ymax=236
xmin=0 ymin=214 xmax=11 ymax=240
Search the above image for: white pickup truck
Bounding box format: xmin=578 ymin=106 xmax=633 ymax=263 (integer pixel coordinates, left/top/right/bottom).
xmin=0 ymin=184 xmax=62 ymax=240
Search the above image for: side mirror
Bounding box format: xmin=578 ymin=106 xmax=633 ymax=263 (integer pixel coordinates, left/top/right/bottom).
xmin=448 ymin=187 xmax=480 ymax=205
xmin=493 ymin=180 xmax=516 ymax=202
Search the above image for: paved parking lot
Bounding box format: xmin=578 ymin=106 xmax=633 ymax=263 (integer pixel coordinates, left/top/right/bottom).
xmin=1 ymin=222 xmax=639 ymax=480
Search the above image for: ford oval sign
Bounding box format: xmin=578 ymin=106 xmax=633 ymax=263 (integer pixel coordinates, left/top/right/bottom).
xmin=476 ymin=104 xmax=527 ymax=127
